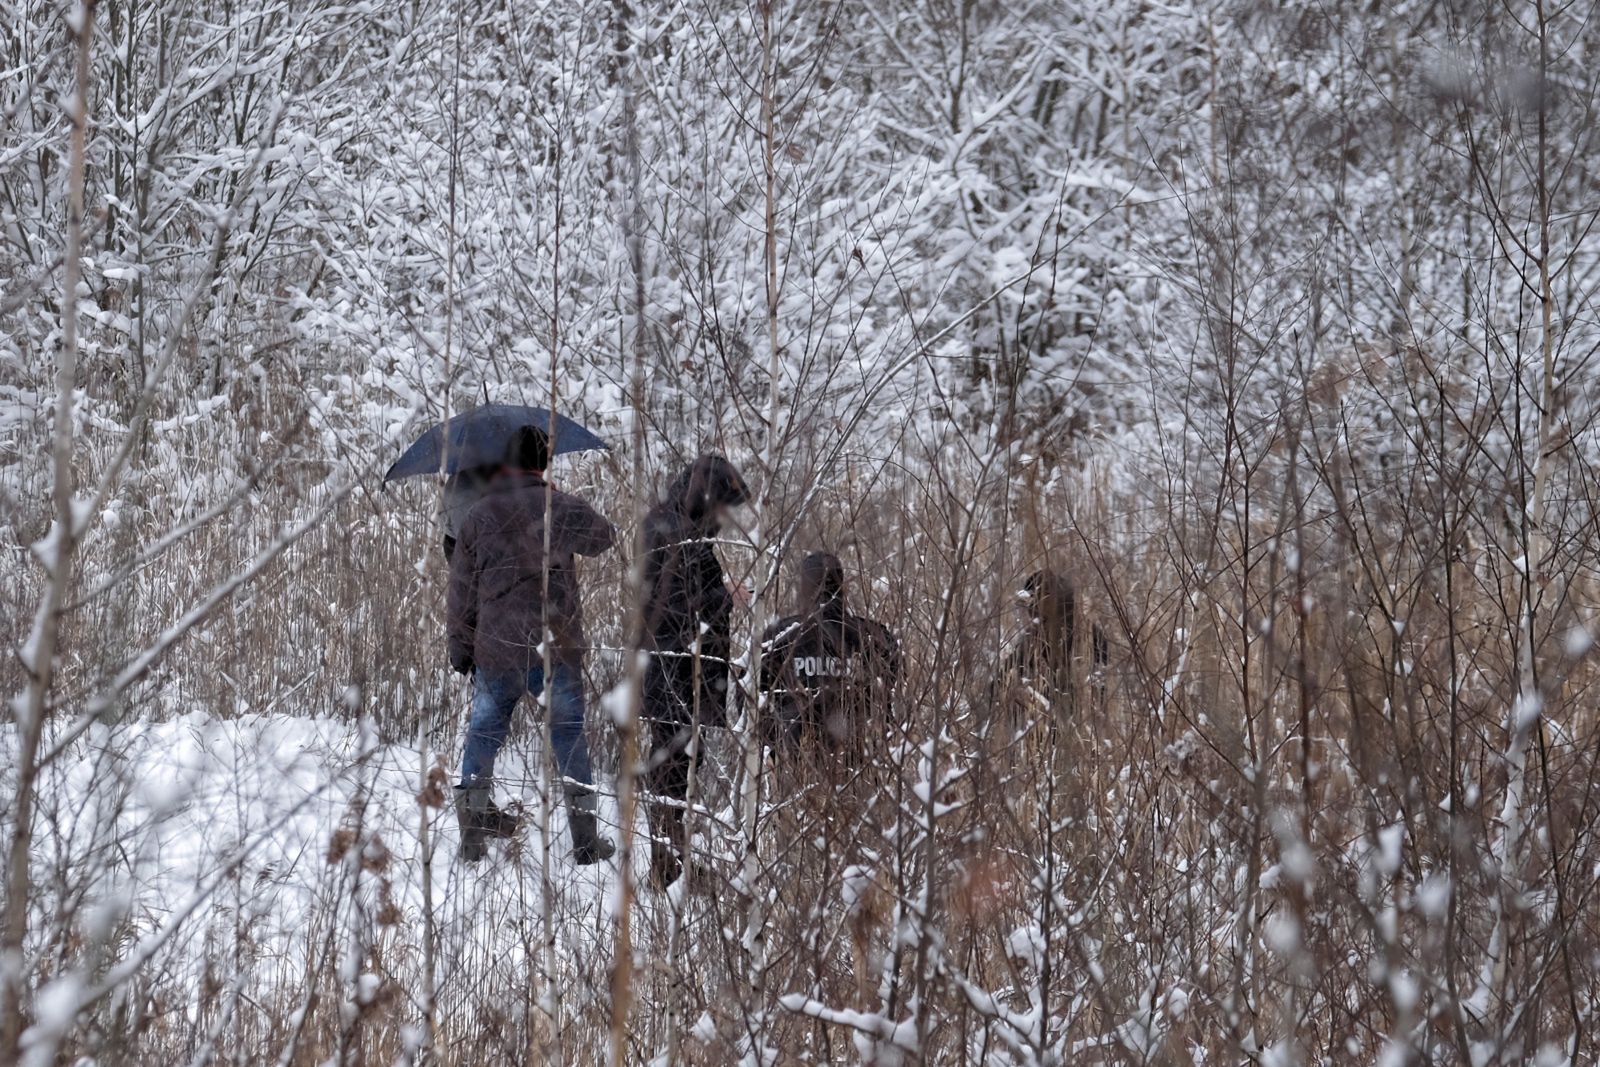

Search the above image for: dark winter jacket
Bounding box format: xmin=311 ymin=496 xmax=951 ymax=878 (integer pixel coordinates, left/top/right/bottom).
xmin=1007 ymin=570 xmax=1107 ymax=690
xmin=639 ymin=456 xmax=750 ymax=725
xmin=447 ymin=472 xmax=615 ymax=672
xmin=758 ymin=553 xmax=900 ymax=751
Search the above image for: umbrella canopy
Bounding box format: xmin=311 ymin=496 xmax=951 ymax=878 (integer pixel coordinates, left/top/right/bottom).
xmin=383 ymin=404 xmax=609 ymax=482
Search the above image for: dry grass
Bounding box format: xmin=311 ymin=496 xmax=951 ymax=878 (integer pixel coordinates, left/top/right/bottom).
xmin=7 ymin=383 xmax=1600 ymax=1065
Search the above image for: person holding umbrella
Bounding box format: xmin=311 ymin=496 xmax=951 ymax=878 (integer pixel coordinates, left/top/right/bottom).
xmin=446 ymin=425 xmax=617 ymax=864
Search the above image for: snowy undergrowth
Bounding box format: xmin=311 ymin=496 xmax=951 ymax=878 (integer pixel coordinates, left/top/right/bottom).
xmin=3 ymin=710 xmax=639 ymax=1026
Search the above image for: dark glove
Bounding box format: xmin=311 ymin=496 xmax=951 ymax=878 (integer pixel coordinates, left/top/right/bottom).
xmin=451 ymin=651 xmax=474 ymax=676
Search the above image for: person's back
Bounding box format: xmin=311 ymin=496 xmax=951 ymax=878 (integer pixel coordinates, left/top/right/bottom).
xmin=760 ymin=553 xmax=900 ymax=754
xmin=449 ymin=472 xmax=612 ymax=671
xmin=640 ymin=456 xmax=749 ymax=670
xmin=639 ymin=455 xmax=755 ymax=729
xmin=1006 ymin=569 xmax=1108 ymax=696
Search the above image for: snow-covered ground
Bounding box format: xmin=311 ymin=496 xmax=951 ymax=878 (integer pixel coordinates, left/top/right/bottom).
xmin=11 ymin=708 xmax=673 ymax=1011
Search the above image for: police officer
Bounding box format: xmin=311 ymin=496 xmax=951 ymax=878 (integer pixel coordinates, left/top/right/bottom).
xmin=758 ymin=552 xmax=900 ymax=757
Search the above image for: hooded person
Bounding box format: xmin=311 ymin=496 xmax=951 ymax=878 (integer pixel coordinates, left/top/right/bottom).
xmin=758 ymin=552 xmax=900 ymax=756
xmin=446 ymin=425 xmax=618 ymax=864
xmin=638 ymin=454 xmax=751 ymax=888
xmin=1008 ymin=570 xmax=1108 ymax=692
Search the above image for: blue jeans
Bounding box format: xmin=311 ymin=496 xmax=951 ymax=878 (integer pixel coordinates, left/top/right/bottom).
xmin=460 ymin=664 xmax=594 ymax=790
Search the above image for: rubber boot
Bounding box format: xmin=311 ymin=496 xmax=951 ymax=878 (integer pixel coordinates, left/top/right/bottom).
xmin=565 ymin=784 xmax=615 ymax=866
xmin=479 ymin=795 xmax=522 ymax=839
xmin=455 ymin=785 xmax=489 ymax=863
xmin=455 ymin=784 xmax=522 ymax=862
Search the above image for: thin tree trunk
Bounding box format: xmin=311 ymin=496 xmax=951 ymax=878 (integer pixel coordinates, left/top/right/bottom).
xmin=0 ymin=3 xmax=95 ymax=1060
xmin=734 ymin=0 xmax=785 ymax=1057
xmin=609 ymin=1 xmax=650 ymax=1060
xmin=537 ymin=129 xmax=568 ymax=1067
xmin=1480 ymin=0 xmax=1559 ymax=1025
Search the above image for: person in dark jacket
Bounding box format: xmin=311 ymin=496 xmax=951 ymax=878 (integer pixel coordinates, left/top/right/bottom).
xmin=758 ymin=553 xmax=900 ymax=757
xmin=447 ymin=426 xmax=617 ymax=864
xmin=639 ymin=454 xmax=751 ymax=888
xmin=1004 ymin=570 xmax=1109 ymax=719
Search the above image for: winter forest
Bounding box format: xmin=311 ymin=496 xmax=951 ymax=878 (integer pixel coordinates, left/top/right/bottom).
xmin=5 ymin=0 xmax=1600 ymax=1062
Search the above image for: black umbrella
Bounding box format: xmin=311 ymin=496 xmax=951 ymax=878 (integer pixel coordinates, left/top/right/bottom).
xmin=383 ymin=404 xmax=609 ymax=482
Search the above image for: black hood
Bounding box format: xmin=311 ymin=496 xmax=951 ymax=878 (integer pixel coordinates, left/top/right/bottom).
xmin=799 ymin=552 xmax=846 ymax=614
xmin=665 ymin=454 xmax=750 ymax=530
